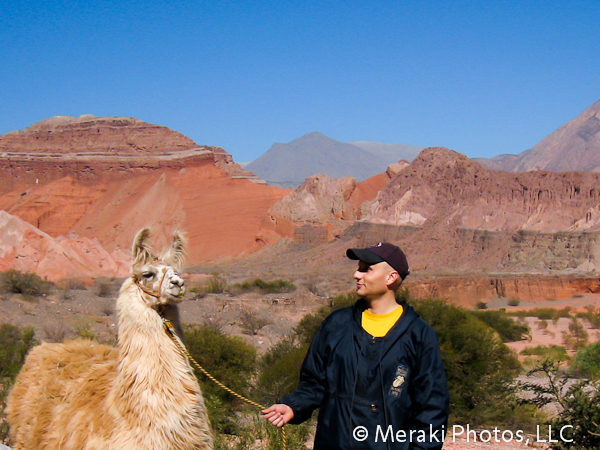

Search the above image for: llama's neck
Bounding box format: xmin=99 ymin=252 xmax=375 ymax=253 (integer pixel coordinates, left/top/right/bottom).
xmin=111 ymin=280 xmax=199 ymax=416
xmin=108 ymin=279 xmax=212 ymax=449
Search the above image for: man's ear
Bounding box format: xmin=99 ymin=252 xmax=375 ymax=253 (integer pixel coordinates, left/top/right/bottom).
xmin=386 ymin=270 xmax=400 ymax=287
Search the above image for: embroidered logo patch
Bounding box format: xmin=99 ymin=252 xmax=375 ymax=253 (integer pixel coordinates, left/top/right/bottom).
xmin=389 ymin=365 xmax=408 ymax=397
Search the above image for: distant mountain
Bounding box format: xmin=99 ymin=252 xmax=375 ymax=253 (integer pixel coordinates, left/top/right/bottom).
xmin=349 ymin=141 xmax=423 ymax=163
xmin=245 ymin=132 xmax=423 ymax=188
xmin=476 ymin=98 xmax=600 ymax=172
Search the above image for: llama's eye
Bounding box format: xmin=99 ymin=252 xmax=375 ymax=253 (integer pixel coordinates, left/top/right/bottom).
xmin=142 ymin=272 xmax=154 ymax=279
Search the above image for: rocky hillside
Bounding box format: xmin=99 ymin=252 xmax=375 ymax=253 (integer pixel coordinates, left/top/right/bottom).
xmin=263 ymin=171 xmax=390 ymax=242
xmin=365 ymin=147 xmax=600 ymax=232
xmin=0 ymin=210 xmax=128 ymax=281
xmin=0 ymin=116 xmax=289 ymax=270
xmin=4 ymin=114 xmax=600 ymax=280
xmin=260 ymin=147 xmax=600 ymax=275
xmin=476 ymin=97 xmax=600 ymax=172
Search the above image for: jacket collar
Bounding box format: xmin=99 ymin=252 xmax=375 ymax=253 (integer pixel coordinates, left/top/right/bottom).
xmin=352 ymin=299 xmax=420 ymax=358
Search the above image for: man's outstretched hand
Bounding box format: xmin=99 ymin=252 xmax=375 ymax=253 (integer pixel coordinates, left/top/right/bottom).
xmin=261 ymin=404 xmax=294 ymax=427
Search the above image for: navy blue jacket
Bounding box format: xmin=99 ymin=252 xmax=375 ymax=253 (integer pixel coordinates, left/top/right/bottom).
xmin=281 ymin=300 xmax=449 ymax=449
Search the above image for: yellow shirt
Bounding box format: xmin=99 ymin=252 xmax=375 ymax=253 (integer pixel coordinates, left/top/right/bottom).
xmin=361 ymin=305 xmax=404 ymax=338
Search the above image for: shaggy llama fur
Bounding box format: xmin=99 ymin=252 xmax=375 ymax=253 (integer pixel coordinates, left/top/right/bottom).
xmin=6 ymin=228 xmax=213 ymax=450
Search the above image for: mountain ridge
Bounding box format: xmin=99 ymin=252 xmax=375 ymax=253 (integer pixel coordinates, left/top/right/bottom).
xmin=246 ymin=131 xmax=422 ymax=188
xmin=476 ymin=98 xmax=600 ymax=172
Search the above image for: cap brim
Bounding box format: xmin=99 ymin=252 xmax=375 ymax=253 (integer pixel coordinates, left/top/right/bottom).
xmin=346 ymin=248 xmax=385 ymax=264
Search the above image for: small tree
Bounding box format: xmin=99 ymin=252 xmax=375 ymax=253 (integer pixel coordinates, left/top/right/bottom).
xmin=520 ymin=360 xmax=600 ymax=449
xmin=562 ymin=318 xmax=589 ymax=351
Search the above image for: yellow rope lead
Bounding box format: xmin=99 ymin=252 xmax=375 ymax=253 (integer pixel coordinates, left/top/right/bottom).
xmin=163 ymin=319 xmax=288 ymax=450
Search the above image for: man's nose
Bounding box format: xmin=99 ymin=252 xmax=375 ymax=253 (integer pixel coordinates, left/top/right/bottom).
xmin=353 ymin=270 xmax=362 ymax=280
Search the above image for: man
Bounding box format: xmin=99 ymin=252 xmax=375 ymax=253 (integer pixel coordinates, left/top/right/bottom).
xmin=262 ymin=242 xmax=449 ymax=449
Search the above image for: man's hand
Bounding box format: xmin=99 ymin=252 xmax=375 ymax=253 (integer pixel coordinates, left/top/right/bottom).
xmin=261 ymin=404 xmax=294 ymax=427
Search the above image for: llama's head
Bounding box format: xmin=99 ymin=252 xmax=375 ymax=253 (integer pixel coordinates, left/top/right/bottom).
xmin=131 ymin=227 xmax=187 ymax=306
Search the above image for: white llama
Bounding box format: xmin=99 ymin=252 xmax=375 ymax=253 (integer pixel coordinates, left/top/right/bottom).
xmin=6 ymin=228 xmax=213 ymax=450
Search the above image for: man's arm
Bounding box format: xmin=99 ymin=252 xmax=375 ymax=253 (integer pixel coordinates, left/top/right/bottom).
xmin=408 ymin=326 xmax=449 ymax=450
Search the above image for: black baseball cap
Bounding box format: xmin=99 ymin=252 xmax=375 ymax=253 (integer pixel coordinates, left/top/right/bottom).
xmin=347 ymin=242 xmax=410 ymax=280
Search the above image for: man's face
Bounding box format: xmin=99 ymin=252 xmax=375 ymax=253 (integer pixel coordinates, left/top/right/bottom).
xmin=353 ymin=260 xmax=395 ymax=300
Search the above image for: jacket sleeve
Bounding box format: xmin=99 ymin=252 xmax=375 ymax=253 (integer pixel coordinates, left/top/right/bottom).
xmin=408 ymin=324 xmax=449 ymax=450
xmin=280 ymin=321 xmax=329 ymax=424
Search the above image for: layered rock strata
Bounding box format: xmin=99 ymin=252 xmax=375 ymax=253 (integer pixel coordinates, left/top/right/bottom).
xmin=0 ymin=116 xmax=285 ymax=267
xmin=406 ymin=275 xmax=600 ymax=307
xmin=0 ymin=115 xmax=263 ymax=194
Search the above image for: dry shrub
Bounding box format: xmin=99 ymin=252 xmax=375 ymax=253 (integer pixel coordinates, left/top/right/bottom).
xmin=43 ymin=323 xmax=69 ymax=343
xmin=239 ymin=309 xmax=272 ymax=335
xmin=1 ymin=270 xmax=52 ymax=300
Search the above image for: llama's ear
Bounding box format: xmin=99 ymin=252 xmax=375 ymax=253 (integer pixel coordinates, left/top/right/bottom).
xmin=132 ymin=227 xmax=154 ymax=267
xmin=162 ymin=231 xmax=186 ymax=270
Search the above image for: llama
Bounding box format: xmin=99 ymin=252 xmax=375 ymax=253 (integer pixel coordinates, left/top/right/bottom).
xmin=6 ymin=228 xmax=213 ymax=450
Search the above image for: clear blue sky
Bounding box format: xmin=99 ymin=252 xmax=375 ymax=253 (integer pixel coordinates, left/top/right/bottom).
xmin=2 ymin=0 xmax=599 ymax=162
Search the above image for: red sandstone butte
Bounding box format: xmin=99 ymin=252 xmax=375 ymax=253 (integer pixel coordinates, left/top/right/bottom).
xmin=0 ymin=115 xmax=287 ymax=268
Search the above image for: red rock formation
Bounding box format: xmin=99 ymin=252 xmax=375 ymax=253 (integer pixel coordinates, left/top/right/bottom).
xmin=0 ymin=210 xmax=128 ymax=281
xmin=264 ymin=172 xmax=390 ymax=242
xmin=0 ymin=116 xmax=288 ymax=272
xmin=0 ymin=115 xmax=263 ymax=195
xmin=0 ymin=164 xmax=287 ymax=264
xmin=338 ymin=147 xmax=600 ymax=274
xmin=407 ymin=275 xmax=600 ymax=307
xmin=365 ymin=147 xmax=600 ymax=232
xmin=0 ymin=115 xmax=197 ymax=155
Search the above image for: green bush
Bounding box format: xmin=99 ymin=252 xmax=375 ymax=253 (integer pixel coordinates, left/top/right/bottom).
xmin=0 ymin=323 xmax=38 ymax=442
xmin=412 ymin=298 xmax=524 ymax=426
xmin=509 ymin=307 xmax=572 ymax=320
xmin=257 ymin=337 xmax=309 ymax=405
xmin=471 ymin=310 xmax=530 ymax=342
xmin=571 ymin=341 xmax=600 ymax=380
xmin=239 ymin=309 xmax=272 ymax=335
xmin=1 ymin=269 xmax=51 ymax=298
xmin=549 ymin=380 xmax=600 ymax=450
xmin=520 ymin=345 xmax=569 ymax=363
xmin=74 ymin=317 xmax=97 ymax=340
xmin=294 ymin=291 xmax=358 ymax=345
xmin=475 ymin=301 xmax=488 ymax=309
xmin=183 ymin=324 xmax=257 ymax=435
xmin=230 ymin=278 xmax=297 ymax=295
xmin=576 ymin=308 xmax=600 ymax=329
